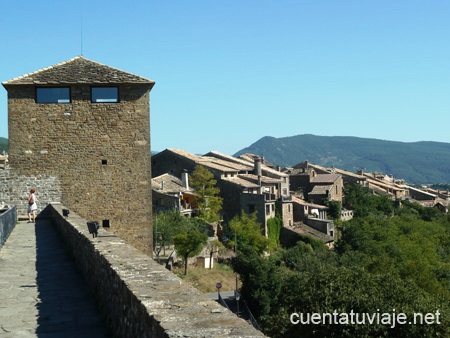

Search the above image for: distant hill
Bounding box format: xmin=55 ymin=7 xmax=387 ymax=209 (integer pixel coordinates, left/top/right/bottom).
xmin=0 ymin=137 xmax=7 ymax=153
xmin=234 ymin=134 xmax=450 ymax=184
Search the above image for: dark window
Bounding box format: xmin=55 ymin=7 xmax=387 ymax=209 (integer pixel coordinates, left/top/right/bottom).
xmin=36 ymin=87 xmax=70 ymax=103
xmin=91 ymin=87 xmax=118 ymax=103
xmin=102 ymin=220 xmax=110 ymax=228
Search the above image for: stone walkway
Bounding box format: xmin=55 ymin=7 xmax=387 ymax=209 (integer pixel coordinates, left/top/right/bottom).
xmin=0 ymin=217 xmax=110 ymax=337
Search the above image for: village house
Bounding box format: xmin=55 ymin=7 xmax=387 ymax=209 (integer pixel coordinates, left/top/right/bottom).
xmin=151 ymin=148 xmax=293 ymax=235
xmin=151 ymin=171 xmax=196 ymax=217
xmin=283 ymin=161 xmax=344 ymax=204
xmin=360 ymin=171 xmax=407 ymax=199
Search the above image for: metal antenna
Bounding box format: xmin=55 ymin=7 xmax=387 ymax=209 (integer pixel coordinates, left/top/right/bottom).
xmin=80 ymin=12 xmax=84 ymax=55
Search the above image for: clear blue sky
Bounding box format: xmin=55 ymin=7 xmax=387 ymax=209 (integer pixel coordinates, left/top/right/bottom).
xmin=1 ymin=1 xmax=449 ymax=155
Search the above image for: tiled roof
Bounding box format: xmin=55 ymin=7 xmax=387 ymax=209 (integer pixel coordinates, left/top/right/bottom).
xmin=205 ymin=151 xmax=254 ymax=168
xmin=311 ymin=174 xmax=341 ymax=184
xmin=286 ymin=223 xmax=334 ymax=243
xmin=152 ymin=173 xmax=193 ymax=194
xmin=292 ymin=196 xmax=328 ymax=209
xmin=309 ymin=185 xmax=333 ymax=195
xmin=2 ymin=56 xmax=154 ymax=86
xmin=198 ymin=157 xmax=249 ymax=172
xmin=221 ymin=176 xmax=261 ymax=189
xmin=166 ymin=148 xmax=201 ymax=162
xmin=238 ymin=174 xmax=281 ymax=185
xmin=333 ymin=168 xmax=366 ymax=179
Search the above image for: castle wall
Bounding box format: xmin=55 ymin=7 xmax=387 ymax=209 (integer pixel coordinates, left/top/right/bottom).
xmin=47 ymin=204 xmax=266 ymax=337
xmin=0 ymin=166 xmax=61 ymax=215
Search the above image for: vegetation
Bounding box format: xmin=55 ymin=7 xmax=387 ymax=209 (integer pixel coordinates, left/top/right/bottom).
xmin=205 ymin=239 xmax=226 ymax=270
xmin=173 ymin=229 xmax=208 ymax=275
xmin=267 ymin=214 xmax=282 ymax=250
xmin=234 ymin=134 xmax=450 ymax=183
xmin=174 ymin=262 xmax=240 ymax=293
xmin=0 ymin=137 xmax=7 ymax=153
xmin=153 ymin=209 xmax=209 ymax=274
xmin=189 ymin=165 xmax=223 ymax=222
xmin=225 ymin=212 xmax=269 ymax=255
xmin=231 ymin=186 xmax=450 ymax=337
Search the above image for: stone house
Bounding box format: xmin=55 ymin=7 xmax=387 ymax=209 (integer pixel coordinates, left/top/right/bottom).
xmin=152 ymin=149 xmax=293 ymax=235
xmin=284 ymin=161 xmax=343 ymax=205
xmin=152 ymin=172 xmax=196 ymax=217
xmin=2 ymin=56 xmax=154 ymax=254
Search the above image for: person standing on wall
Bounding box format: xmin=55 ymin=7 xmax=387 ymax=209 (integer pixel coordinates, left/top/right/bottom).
xmin=27 ymin=188 xmax=37 ymax=223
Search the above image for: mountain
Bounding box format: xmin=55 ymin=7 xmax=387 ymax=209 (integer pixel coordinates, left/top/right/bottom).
xmin=0 ymin=137 xmax=7 ymax=153
xmin=234 ymin=134 xmax=450 ymax=184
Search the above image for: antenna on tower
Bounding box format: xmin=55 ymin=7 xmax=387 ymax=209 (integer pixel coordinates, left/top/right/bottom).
xmin=80 ymin=13 xmax=84 ymax=56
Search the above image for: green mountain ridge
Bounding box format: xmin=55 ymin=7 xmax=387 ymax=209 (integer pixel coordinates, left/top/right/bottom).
xmin=234 ymin=134 xmax=450 ymax=184
xmin=0 ymin=137 xmax=7 ymax=153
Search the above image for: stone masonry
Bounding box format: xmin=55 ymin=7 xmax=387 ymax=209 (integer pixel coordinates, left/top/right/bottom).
xmin=2 ymin=56 xmax=154 ymax=255
xmin=48 ymin=204 xmax=266 ymax=337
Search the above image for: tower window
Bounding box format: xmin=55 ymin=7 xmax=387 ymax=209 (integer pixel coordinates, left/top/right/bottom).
xmin=91 ymin=87 xmax=119 ymax=103
xmin=36 ymin=87 xmax=70 ymax=103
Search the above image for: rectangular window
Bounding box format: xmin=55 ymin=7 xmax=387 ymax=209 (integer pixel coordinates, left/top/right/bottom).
xmin=91 ymin=87 xmax=119 ymax=103
xmin=36 ymin=87 xmax=70 ymax=103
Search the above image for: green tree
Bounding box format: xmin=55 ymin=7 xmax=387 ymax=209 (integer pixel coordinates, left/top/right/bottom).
xmin=228 ymin=212 xmax=269 ymax=255
xmin=190 ymin=165 xmax=223 ymax=222
xmin=344 ymin=183 xmax=395 ymax=217
xmin=153 ymin=209 xmax=191 ymax=258
xmin=173 ymin=229 xmax=208 ymax=275
xmin=325 ymin=199 xmax=342 ymax=220
xmin=267 ymin=214 xmax=282 ymax=250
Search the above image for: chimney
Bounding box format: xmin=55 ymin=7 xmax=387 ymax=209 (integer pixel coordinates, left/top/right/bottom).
xmin=181 ymin=170 xmax=189 ymax=189
xmin=161 ymin=181 xmax=165 ymax=191
xmin=253 ymin=156 xmax=262 ymax=177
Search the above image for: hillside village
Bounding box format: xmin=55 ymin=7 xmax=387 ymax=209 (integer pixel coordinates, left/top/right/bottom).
xmin=151 ymin=148 xmax=450 ymax=257
xmin=1 ymin=56 xmax=448 ymax=337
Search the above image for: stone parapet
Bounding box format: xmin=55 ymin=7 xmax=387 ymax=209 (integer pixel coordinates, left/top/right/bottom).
xmin=47 ymin=204 xmax=266 ymax=337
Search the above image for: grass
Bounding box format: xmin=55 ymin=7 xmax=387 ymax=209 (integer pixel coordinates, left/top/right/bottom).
xmin=173 ymin=262 xmax=241 ymax=293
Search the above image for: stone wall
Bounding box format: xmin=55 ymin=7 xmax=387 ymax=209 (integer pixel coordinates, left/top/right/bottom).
xmin=0 ymin=205 xmax=16 ymax=250
xmin=6 ymin=83 xmax=153 ymax=255
xmin=0 ymin=166 xmax=61 ymax=215
xmin=47 ymin=204 xmax=266 ymax=338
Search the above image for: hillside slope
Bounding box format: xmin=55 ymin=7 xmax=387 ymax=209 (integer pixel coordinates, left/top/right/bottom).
xmin=234 ymin=134 xmax=450 ymax=184
xmin=0 ymin=137 xmax=7 ymax=153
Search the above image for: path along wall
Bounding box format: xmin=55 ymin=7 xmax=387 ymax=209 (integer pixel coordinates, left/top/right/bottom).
xmin=46 ymin=204 xmax=266 ymax=338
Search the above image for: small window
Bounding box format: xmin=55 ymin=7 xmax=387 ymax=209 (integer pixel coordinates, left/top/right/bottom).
xmin=91 ymin=87 xmax=118 ymax=103
xmin=36 ymin=87 xmax=70 ymax=103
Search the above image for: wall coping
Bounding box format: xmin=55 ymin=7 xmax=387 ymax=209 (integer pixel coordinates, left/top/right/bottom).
xmin=47 ymin=204 xmax=266 ymax=337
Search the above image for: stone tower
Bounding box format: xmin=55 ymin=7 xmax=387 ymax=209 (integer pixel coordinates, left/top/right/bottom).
xmin=2 ymin=56 xmax=155 ymax=255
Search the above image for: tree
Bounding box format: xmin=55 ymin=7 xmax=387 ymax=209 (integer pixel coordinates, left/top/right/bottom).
xmin=153 ymin=209 xmax=191 ymax=258
xmin=189 ymin=165 xmax=223 ymax=223
xmin=325 ymin=199 xmax=342 ymax=220
xmin=267 ymin=214 xmax=282 ymax=250
xmin=173 ymin=229 xmax=208 ymax=275
xmin=205 ymin=239 xmax=226 ymax=269
xmin=228 ymin=212 xmax=269 ymax=255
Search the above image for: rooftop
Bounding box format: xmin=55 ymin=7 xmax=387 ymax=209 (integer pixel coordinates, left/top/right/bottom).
xmin=2 ymin=56 xmax=155 ymax=87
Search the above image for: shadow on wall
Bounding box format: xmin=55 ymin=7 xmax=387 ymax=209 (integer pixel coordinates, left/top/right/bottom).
xmin=34 ymin=216 xmax=111 ymax=337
